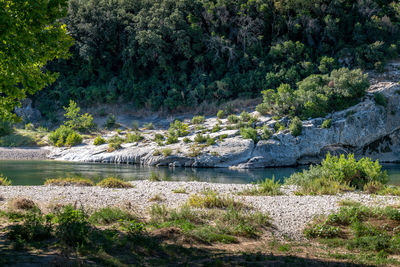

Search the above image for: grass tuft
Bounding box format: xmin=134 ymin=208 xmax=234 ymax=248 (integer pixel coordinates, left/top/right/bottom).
xmin=44 ymin=177 xmax=94 ymax=186
xmin=97 ymin=177 xmax=133 ymax=188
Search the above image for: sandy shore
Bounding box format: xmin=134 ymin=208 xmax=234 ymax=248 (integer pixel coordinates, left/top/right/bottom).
xmin=0 ymin=147 xmax=49 ymax=160
xmin=1 ymin=181 xmax=399 ymax=240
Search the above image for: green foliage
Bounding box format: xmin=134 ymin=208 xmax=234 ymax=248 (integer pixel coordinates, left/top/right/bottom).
xmin=191 ymin=116 xmax=205 ymax=124
xmin=206 ymin=136 xmax=216 ymax=146
xmin=289 ymin=117 xmax=302 ymax=137
xmin=143 ymin=122 xmax=154 ymax=130
xmin=194 ymin=133 xmax=207 ymax=143
xmin=107 ymin=135 xmax=124 ymax=152
xmin=166 ymin=132 xmax=179 ymax=145
xmin=188 ymin=190 xmax=243 ymax=210
xmin=321 ymin=119 xmax=332 ymax=129
xmin=239 ymin=177 xmax=282 ymax=196
xmin=239 ymin=111 xmax=251 ymax=122
xmin=55 ymin=205 xmax=90 ymax=247
xmin=24 ymin=123 xmax=34 ymax=131
xmin=240 ymin=127 xmax=258 ymax=143
xmin=286 ymin=154 xmax=388 ymax=194
xmin=0 ymin=175 xmax=11 ymax=186
xmin=304 ymin=223 xmax=341 ymax=238
xmin=211 ymin=124 xmax=222 ymax=133
xmin=89 ymin=207 xmax=135 ymax=225
xmin=257 ymin=69 xmax=369 ymax=119
xmin=105 ymin=114 xmax=117 ymax=129
xmin=260 ymin=126 xmax=272 ymax=140
xmin=63 ymin=100 xmax=95 ymax=132
xmin=227 ymin=115 xmax=239 ymax=124
xmin=0 ymin=0 xmax=73 ymax=121
xmin=49 ymin=125 xmax=82 ymax=147
xmin=0 ymin=121 xmax=13 ymax=137
xmin=97 ymin=177 xmax=133 ymax=188
xmin=274 ymin=122 xmax=286 ymax=132
xmin=217 ymin=110 xmax=225 ymax=119
xmin=93 ymin=135 xmax=106 ymax=145
xmin=169 ymin=120 xmax=189 ymax=137
xmin=126 ymin=132 xmax=144 ymax=143
xmin=162 ymin=148 xmax=173 ymax=157
xmin=374 ymin=93 xmax=387 ymax=107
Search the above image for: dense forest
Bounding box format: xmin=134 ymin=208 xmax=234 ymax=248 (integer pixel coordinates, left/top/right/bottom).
xmin=34 ymin=0 xmax=400 ymax=118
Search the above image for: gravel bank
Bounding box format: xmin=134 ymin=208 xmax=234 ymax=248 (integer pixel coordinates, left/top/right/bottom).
xmin=1 ymin=181 xmax=399 ymax=240
xmin=0 ymin=147 xmax=49 ymax=160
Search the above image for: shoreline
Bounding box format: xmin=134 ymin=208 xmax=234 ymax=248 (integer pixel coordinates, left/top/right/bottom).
xmin=1 ymin=180 xmax=399 ymax=240
xmin=0 ymin=147 xmax=49 ymax=160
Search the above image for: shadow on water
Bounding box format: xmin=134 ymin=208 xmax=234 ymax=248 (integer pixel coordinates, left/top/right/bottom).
xmin=1 ymin=160 xmax=400 ymax=186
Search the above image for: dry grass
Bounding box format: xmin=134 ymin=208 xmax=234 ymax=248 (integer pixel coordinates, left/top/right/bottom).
xmin=188 ymin=190 xmax=244 ymax=209
xmin=97 ymin=177 xmax=133 ymax=188
xmin=44 ymin=177 xmax=94 ymax=186
xmin=10 ymin=198 xmax=36 ymax=210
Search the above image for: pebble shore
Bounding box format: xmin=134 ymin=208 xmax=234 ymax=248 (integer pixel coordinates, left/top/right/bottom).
xmin=1 ymin=181 xmax=399 ymax=240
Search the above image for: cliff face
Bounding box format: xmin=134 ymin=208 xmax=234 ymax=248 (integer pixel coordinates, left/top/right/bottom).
xmin=48 ymin=64 xmax=400 ymax=168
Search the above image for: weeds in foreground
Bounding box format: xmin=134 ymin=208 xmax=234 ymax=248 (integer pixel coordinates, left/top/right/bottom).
xmin=305 ymin=203 xmax=400 ymax=262
xmin=188 ymin=190 xmax=244 ymax=209
xmin=239 ymin=177 xmax=282 ymax=196
xmin=97 ymin=177 xmax=133 ymax=188
xmin=89 ymin=207 xmax=136 ymax=225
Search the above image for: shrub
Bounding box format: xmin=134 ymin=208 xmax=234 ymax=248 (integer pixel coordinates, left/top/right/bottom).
xmin=240 ymin=111 xmax=251 ymax=122
xmin=240 ymin=177 xmax=282 ymax=196
xmin=169 ymin=120 xmax=189 ymax=137
xmin=183 ymin=137 xmax=191 ymax=143
xmin=0 ymin=121 xmax=13 ymax=137
xmin=191 ymin=115 xmax=205 ymax=124
xmin=55 ymin=205 xmax=90 ymax=247
xmin=206 ymin=136 xmax=216 ymax=146
xmin=143 ymin=122 xmax=154 ymax=130
xmin=126 ymin=132 xmax=144 ymax=143
xmin=44 ymin=177 xmax=94 ymax=186
xmin=89 ymin=207 xmax=135 ymax=225
xmin=0 ymin=175 xmax=11 ymax=186
xmin=286 ymin=153 xmax=388 ymax=194
xmin=97 ymin=177 xmax=133 ymax=188
xmin=240 ymin=127 xmax=258 ymax=143
xmin=260 ymin=126 xmax=272 ymax=140
xmin=211 ymin=124 xmax=222 ymax=133
xmin=105 ymin=114 xmax=117 ymax=129
xmin=289 ymin=117 xmax=302 ymax=137
xmin=162 ymin=148 xmax=172 ymax=156
xmin=194 ymin=133 xmax=207 ymax=143
xmin=363 ymin=181 xmax=385 ymax=194
xmin=166 ymin=132 xmax=179 ymax=144
xmin=188 ymin=190 xmax=243 ymax=209
xmin=93 ymin=135 xmax=106 ymax=145
xmin=304 ymin=223 xmax=341 ymax=238
xmin=65 ymin=131 xmax=83 ymax=147
xmin=63 ymin=100 xmax=95 ymax=132
xmin=107 ymin=135 xmax=124 ymax=152
xmin=217 ymin=110 xmax=225 ymax=119
xmin=321 ymin=119 xmax=332 ymax=128
xmin=154 ymin=133 xmax=164 ymax=142
xmin=374 ymin=92 xmax=387 ymax=107
xmin=274 ymin=122 xmax=286 ymax=132
xmin=227 ymin=115 xmax=239 ymax=124
xmin=48 ymin=126 xmax=82 ymax=147
xmin=25 ymin=123 xmax=34 ymax=130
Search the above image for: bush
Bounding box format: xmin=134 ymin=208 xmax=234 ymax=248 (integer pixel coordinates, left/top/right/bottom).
xmin=25 ymin=123 xmax=34 ymax=130
xmin=89 ymin=207 xmax=135 ymax=225
xmin=260 ymin=126 xmax=272 ymax=140
xmin=107 ymin=135 xmax=124 ymax=152
xmin=162 ymin=148 xmax=172 ymax=156
xmin=0 ymin=121 xmax=13 ymax=137
xmin=44 ymin=177 xmax=94 ymax=186
xmin=169 ymin=120 xmax=189 ymax=137
xmin=126 ymin=132 xmax=144 ymax=143
xmin=65 ymin=131 xmax=83 ymax=147
xmin=93 ymin=135 xmax=106 ymax=145
xmin=97 ymin=177 xmax=133 ymax=188
xmin=239 ymin=111 xmax=251 ymax=122
xmin=166 ymin=132 xmax=179 ymax=144
xmin=240 ymin=177 xmax=282 ymax=196
xmin=321 ymin=119 xmax=332 ymax=129
xmin=188 ymin=190 xmax=243 ymax=209
xmin=143 ymin=122 xmax=154 ymax=130
xmin=206 ymin=136 xmax=216 ymax=146
xmin=286 ymin=153 xmax=388 ymax=194
xmin=374 ymin=93 xmax=387 ymax=107
xmin=191 ymin=115 xmax=205 ymax=124
xmin=211 ymin=124 xmax=222 ymax=133
xmin=274 ymin=122 xmax=285 ymax=132
xmin=217 ymin=110 xmax=225 ymax=119
xmin=49 ymin=126 xmax=82 ymax=147
xmin=0 ymin=175 xmax=11 ymax=186
xmin=289 ymin=117 xmax=302 ymax=137
xmin=55 ymin=205 xmax=90 ymax=247
xmin=194 ymin=133 xmax=207 ymax=143
xmin=63 ymin=100 xmax=95 ymax=132
xmin=227 ymin=115 xmax=239 ymax=124
xmin=105 ymin=114 xmax=117 ymax=129
xmin=240 ymin=127 xmax=258 ymax=143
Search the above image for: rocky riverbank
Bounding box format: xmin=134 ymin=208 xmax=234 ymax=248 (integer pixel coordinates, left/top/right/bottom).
xmin=1 ymin=181 xmax=399 ymax=240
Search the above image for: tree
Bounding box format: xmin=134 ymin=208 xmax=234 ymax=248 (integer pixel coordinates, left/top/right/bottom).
xmin=0 ymin=0 xmax=73 ymax=121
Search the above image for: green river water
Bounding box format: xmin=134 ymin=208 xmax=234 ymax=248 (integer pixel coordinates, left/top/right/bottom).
xmin=1 ymin=160 xmax=400 ymax=186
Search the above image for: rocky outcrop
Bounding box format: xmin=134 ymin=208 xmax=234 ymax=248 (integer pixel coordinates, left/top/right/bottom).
xmin=14 ymin=98 xmax=42 ymax=123
xmin=48 ymin=67 xmax=400 ymax=168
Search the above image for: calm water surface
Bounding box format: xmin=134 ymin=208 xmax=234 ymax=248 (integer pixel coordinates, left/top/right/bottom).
xmin=1 ymin=160 xmax=400 ymax=186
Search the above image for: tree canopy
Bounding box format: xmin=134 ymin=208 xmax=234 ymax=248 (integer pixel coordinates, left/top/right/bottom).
xmin=0 ymin=0 xmax=73 ymax=121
